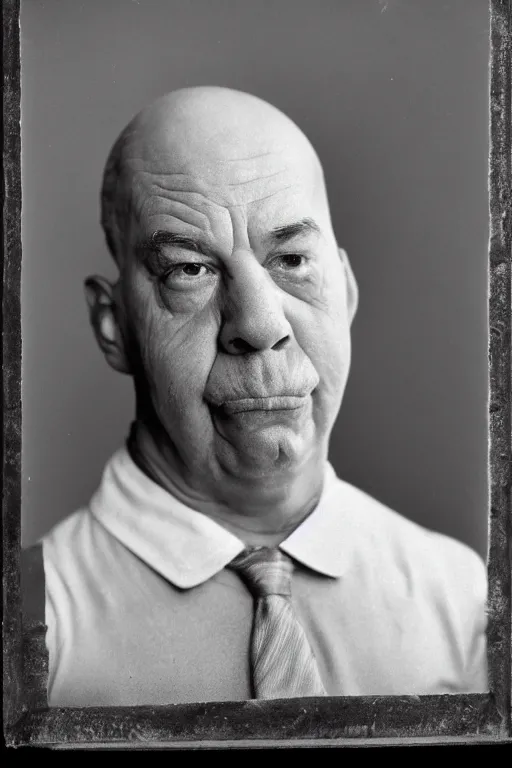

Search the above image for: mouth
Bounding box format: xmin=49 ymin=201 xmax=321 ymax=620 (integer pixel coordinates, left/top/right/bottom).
xmin=219 ymin=396 xmax=308 ymax=415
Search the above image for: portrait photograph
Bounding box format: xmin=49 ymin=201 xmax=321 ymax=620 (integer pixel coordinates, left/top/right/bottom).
xmin=3 ymin=0 xmax=511 ymax=751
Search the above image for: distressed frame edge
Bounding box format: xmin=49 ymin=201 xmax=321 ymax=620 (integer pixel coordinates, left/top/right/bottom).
xmin=3 ymin=0 xmax=23 ymax=738
xmin=4 ymin=0 xmax=511 ymax=749
xmin=4 ymin=694 xmax=504 ymax=747
xmin=487 ymin=0 xmax=512 ymax=734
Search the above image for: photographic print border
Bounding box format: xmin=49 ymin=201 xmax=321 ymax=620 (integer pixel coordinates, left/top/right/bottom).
xmin=3 ymin=0 xmax=511 ymax=749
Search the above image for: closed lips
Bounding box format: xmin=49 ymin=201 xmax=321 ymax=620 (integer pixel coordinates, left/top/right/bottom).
xmin=220 ymin=397 xmax=308 ymax=414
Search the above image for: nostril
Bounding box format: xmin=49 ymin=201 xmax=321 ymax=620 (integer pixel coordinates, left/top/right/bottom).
xmin=272 ymin=334 xmax=291 ymax=351
xmin=230 ymin=337 xmax=257 ymax=354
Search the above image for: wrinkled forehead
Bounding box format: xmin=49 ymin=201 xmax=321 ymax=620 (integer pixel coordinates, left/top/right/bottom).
xmin=119 ymin=119 xmax=333 ymax=249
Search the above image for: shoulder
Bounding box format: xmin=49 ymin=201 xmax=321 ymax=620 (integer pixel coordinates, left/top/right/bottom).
xmin=331 ymin=477 xmax=487 ymax=606
xmin=328 ymin=478 xmax=488 ymax=691
xmin=21 ymin=511 xmax=92 ymax=612
xmin=37 ymin=507 xmax=118 ymax=593
xmin=41 ymin=507 xmax=95 ymax=551
xmin=41 ymin=504 xmax=120 ymax=557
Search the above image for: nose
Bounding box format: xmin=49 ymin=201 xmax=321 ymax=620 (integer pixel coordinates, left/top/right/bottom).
xmin=219 ymin=256 xmax=292 ymax=355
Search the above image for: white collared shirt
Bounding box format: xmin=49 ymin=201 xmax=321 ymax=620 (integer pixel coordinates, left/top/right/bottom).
xmin=41 ymin=446 xmax=488 ymax=706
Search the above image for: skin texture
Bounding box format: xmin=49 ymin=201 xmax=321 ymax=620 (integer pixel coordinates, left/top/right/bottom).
xmin=86 ymin=87 xmax=358 ymax=546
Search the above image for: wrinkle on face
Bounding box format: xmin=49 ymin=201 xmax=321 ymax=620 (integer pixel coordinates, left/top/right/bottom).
xmin=226 ymin=168 xmax=288 ymax=187
xmin=102 ymin=86 xmax=328 ymax=258
xmin=116 ymin=96 xmax=326 ymax=253
xmin=129 ymin=161 xmax=308 ymax=217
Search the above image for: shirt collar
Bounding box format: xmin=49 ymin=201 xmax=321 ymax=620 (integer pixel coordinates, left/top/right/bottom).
xmin=90 ymin=446 xmax=347 ymax=589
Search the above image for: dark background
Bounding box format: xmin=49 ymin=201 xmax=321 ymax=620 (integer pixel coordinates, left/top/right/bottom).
xmin=21 ymin=0 xmax=490 ymax=559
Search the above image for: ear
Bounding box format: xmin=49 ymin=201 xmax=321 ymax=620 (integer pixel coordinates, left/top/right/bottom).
xmin=84 ymin=275 xmax=131 ymax=374
xmin=338 ymin=248 xmax=359 ymax=325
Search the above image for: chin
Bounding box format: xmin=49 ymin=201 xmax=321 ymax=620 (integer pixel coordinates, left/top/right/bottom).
xmin=215 ymin=425 xmax=316 ymax=482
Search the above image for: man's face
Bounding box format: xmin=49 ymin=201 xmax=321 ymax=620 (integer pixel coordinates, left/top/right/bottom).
xmin=114 ymin=119 xmax=354 ymax=497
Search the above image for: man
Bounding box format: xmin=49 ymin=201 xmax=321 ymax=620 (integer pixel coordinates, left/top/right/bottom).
xmin=23 ymin=86 xmax=487 ymax=706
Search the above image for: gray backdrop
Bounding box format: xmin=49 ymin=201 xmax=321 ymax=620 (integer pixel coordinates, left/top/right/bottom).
xmin=21 ymin=0 xmax=490 ymax=559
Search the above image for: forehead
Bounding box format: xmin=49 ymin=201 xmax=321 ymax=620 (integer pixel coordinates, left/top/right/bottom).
xmin=123 ymin=132 xmax=331 ymax=246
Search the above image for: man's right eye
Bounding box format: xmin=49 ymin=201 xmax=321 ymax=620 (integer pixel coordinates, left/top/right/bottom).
xmin=161 ymin=262 xmax=215 ymax=289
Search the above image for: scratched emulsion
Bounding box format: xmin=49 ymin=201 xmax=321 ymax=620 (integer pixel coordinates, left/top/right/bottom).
xmin=4 ymin=0 xmax=512 ymax=749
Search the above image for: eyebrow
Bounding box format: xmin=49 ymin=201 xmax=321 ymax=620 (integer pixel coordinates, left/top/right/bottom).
xmin=136 ymin=217 xmax=322 ymax=260
xmin=266 ymin=217 xmax=321 ymax=244
xmin=136 ymin=231 xmax=217 ymax=260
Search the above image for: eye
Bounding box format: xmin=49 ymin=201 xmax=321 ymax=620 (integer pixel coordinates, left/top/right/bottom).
xmin=166 ymin=263 xmax=210 ymax=279
xmin=161 ymin=262 xmax=215 ymax=289
xmin=274 ymin=253 xmax=306 ymax=269
xmin=176 ymin=263 xmax=208 ymax=277
xmin=267 ymin=252 xmax=314 ymax=288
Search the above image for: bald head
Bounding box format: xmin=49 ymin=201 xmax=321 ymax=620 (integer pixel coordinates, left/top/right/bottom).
xmin=101 ymin=87 xmax=328 ymax=263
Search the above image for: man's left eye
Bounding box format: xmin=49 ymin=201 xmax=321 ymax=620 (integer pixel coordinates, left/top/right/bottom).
xmin=274 ymin=254 xmax=305 ymax=269
xmin=177 ymin=263 xmax=209 ymax=277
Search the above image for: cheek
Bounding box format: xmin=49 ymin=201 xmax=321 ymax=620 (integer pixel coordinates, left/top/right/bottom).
xmin=319 ymin=263 xmax=352 ymax=375
xmin=129 ymin=282 xmax=221 ymax=411
xmin=293 ymin=308 xmax=351 ymax=393
xmin=290 ymin=265 xmax=352 ymax=389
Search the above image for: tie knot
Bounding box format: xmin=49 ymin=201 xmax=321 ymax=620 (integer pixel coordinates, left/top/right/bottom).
xmin=229 ymin=547 xmax=293 ymax=598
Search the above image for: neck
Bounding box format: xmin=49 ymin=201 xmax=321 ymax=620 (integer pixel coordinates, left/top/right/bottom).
xmin=127 ymin=420 xmax=328 ymax=547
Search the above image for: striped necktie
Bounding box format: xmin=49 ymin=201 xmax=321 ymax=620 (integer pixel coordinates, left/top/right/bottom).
xmin=229 ymin=547 xmax=327 ymax=699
